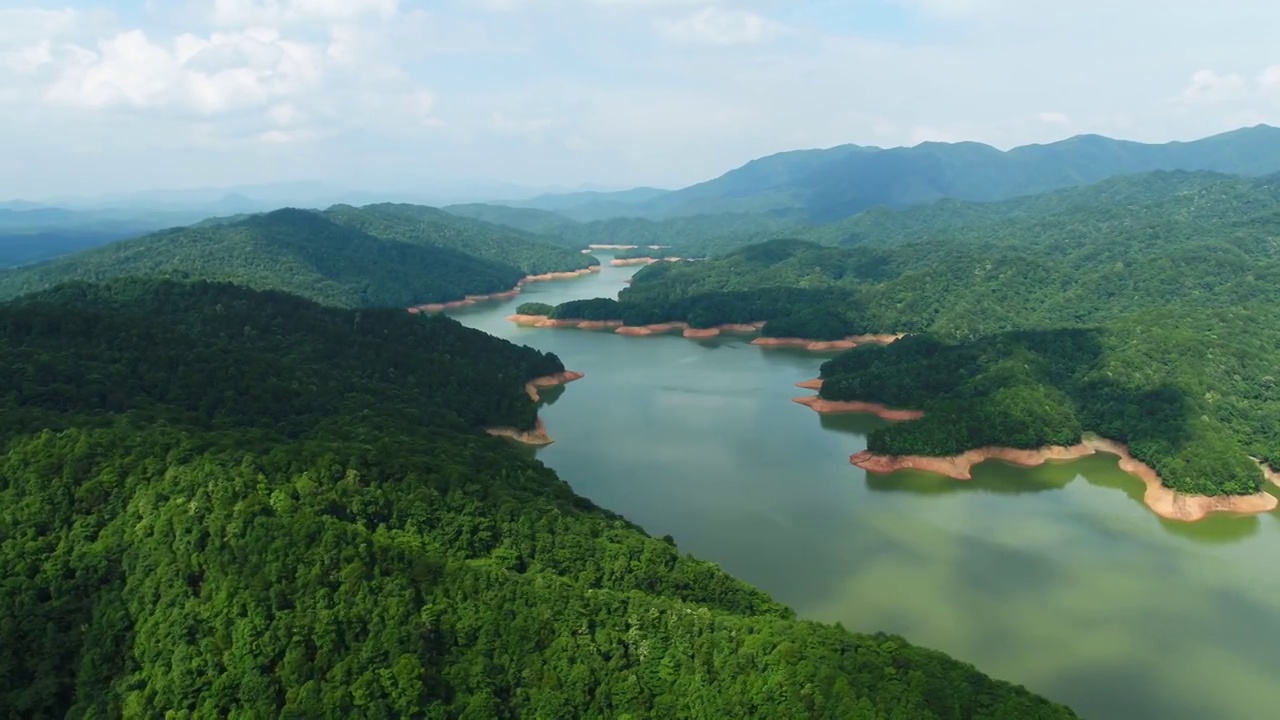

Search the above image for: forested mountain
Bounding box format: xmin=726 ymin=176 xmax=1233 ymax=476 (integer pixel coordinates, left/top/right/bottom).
xmin=0 ymin=206 xmax=213 ymax=268
xmin=0 ymin=278 xmax=1075 ymax=718
xmin=537 ymin=171 xmax=1280 ymax=497
xmin=0 ymin=208 xmax=528 ymax=308
xmin=583 ymin=124 xmax=1280 ymax=223
xmin=506 ymin=186 xmax=670 ymax=221
xmin=444 ymin=203 xmax=800 ymax=255
xmin=442 ymin=203 xmax=582 ymax=237
xmin=322 ymin=203 xmax=596 ymax=276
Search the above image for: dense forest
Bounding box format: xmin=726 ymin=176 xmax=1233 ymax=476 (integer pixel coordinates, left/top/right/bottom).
xmin=323 ymin=203 xmax=597 ymax=276
xmin=534 ymin=171 xmax=1280 ymax=495
xmin=443 ymin=203 xmax=797 ymax=256
xmin=0 ymin=278 xmax=1075 ymax=718
xmin=0 ymin=209 xmax=532 ymax=308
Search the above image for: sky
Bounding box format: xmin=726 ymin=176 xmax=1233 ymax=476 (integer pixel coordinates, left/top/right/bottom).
xmin=1 ymin=0 xmax=1278 ymax=199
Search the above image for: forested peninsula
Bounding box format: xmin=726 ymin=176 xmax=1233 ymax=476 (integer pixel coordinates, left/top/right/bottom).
xmin=518 ymin=171 xmax=1280 ymax=507
xmin=0 ymin=204 xmax=600 ymax=310
xmin=0 ymin=278 xmax=1075 ymax=718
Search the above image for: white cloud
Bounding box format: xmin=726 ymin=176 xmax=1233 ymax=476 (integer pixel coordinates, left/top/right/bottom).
xmin=656 ymin=7 xmax=785 ymax=46
xmin=208 ymin=0 xmax=399 ymax=27
xmin=1181 ymin=69 xmax=1247 ymax=104
xmin=1037 ymin=112 xmax=1071 ymax=126
xmin=45 ymin=28 xmax=323 ymax=116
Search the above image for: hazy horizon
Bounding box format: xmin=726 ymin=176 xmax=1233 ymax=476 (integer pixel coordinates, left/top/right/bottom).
xmin=3 ymin=1 xmax=1278 ymax=198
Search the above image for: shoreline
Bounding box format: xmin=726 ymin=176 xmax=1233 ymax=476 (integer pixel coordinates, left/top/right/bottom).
xmin=407 ymin=266 xmax=601 ymax=314
xmin=793 ymin=381 xmax=1278 ymax=522
xmin=485 ymin=370 xmax=585 ymax=446
xmin=506 ymin=314 xmax=900 ymax=349
xmin=753 ymin=333 xmax=906 ymax=352
xmin=610 ymin=256 xmax=685 ymax=267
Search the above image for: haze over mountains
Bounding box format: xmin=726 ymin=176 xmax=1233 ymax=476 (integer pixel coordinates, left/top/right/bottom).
xmin=509 ymin=124 xmax=1280 ymax=223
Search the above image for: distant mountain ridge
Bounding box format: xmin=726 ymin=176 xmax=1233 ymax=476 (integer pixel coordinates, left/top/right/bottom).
xmin=503 ymin=124 xmax=1280 ymax=223
xmin=0 ymin=202 xmax=598 ymax=307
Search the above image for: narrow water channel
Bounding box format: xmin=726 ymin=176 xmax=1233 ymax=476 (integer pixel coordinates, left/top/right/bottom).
xmin=450 ymin=257 xmax=1280 ymax=720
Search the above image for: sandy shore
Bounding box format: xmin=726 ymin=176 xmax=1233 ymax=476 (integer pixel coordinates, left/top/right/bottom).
xmin=408 ymin=266 xmax=600 ymax=314
xmin=753 ymin=333 xmax=906 ymax=352
xmin=485 ymin=371 xmax=585 ymax=446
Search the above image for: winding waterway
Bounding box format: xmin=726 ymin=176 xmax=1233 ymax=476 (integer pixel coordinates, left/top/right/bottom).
xmin=450 ymin=257 xmax=1280 ymax=720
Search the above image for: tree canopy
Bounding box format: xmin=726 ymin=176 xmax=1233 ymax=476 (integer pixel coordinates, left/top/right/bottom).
xmin=535 ymin=171 xmax=1280 ymax=495
xmin=0 ymin=278 xmax=1075 ymax=718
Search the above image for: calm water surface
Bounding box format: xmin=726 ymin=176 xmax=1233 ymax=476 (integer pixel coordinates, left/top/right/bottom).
xmin=450 ymin=258 xmax=1280 ymax=720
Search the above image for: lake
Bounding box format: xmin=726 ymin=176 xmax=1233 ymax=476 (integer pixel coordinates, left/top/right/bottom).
xmin=450 ymin=257 xmax=1280 ymax=720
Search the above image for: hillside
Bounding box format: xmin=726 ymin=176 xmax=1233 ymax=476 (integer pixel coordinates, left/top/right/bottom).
xmin=626 ymin=124 xmax=1280 ymax=222
xmin=0 ymin=279 xmax=1075 ymax=718
xmin=534 ymin=172 xmax=1280 ymax=498
xmin=0 ymin=206 xmax=213 ymax=268
xmin=0 ymin=208 xmax=528 ymax=308
xmin=323 ymin=203 xmax=597 ymax=276
xmin=441 ymin=202 xmax=582 ymax=237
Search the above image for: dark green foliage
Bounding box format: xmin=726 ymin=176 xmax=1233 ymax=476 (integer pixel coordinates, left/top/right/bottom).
xmin=324 ymin=203 xmax=597 ymax=276
xmin=0 ymin=279 xmax=563 ymax=436
xmin=0 ymin=209 xmax=526 ymax=309
xmin=516 ymin=302 xmax=554 ymax=316
xmin=0 ymin=278 xmax=1076 ymax=719
xmin=611 ymin=173 xmax=1280 ymax=495
xmin=549 ymin=297 xmax=622 ymax=320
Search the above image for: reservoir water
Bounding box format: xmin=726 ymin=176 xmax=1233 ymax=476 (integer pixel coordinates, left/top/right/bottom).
xmin=450 ymin=258 xmax=1280 ymax=720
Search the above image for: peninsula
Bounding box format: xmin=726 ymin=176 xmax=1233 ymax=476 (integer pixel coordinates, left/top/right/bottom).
xmin=792 ymin=378 xmax=1280 ymax=522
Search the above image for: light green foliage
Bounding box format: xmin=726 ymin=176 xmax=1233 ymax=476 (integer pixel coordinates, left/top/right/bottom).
xmin=324 ymin=203 xmax=597 ymax=276
xmin=0 ymin=208 xmax=527 ymax=308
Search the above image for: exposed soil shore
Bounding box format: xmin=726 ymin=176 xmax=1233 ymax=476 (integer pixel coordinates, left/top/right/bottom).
xmin=484 ymin=371 xmax=585 ymax=446
xmin=508 ymin=315 xmax=766 ymax=339
xmin=610 ymin=257 xmax=685 ymax=266
xmin=753 ymin=333 xmax=906 ymax=352
xmin=407 ymin=266 xmax=601 ymax=313
xmin=793 ymin=380 xmax=1279 ymax=521
xmin=510 ymin=315 xmax=903 ymax=348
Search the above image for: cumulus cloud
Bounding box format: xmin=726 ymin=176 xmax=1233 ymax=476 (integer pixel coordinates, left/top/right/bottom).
xmin=45 ymin=27 xmax=322 ymax=116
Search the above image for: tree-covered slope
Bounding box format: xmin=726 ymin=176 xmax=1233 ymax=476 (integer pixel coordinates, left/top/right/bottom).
xmin=636 ymin=124 xmax=1280 ymax=222
xmin=324 ymin=203 xmax=598 ymax=276
xmin=0 ymin=208 xmax=526 ymax=308
xmin=442 ymin=203 xmax=583 ymax=237
xmin=0 ymin=279 xmax=1076 ymax=719
xmin=540 ymin=172 xmax=1280 ymax=496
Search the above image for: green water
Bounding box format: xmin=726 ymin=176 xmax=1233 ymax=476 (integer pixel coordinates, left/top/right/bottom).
xmin=450 ymin=259 xmax=1280 ymax=720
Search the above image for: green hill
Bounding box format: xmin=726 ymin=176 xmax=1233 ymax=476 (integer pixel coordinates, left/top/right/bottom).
xmin=0 ymin=208 xmax=526 ymax=308
xmin=619 ymin=124 xmax=1280 ymax=222
xmin=324 ymin=203 xmax=597 ymax=276
xmin=442 ymin=203 xmax=583 ymax=237
xmin=540 ymin=171 xmax=1280 ymax=497
xmin=0 ymin=279 xmax=1075 ymax=718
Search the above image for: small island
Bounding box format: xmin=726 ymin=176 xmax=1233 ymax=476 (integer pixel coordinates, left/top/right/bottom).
xmin=507 ymin=298 xmax=902 ymax=348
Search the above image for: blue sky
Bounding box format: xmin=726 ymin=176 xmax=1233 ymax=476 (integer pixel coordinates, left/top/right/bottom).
xmin=1 ymin=0 xmax=1277 ymax=199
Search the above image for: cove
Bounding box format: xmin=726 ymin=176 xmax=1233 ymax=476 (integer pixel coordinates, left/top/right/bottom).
xmin=447 ymin=255 xmax=1280 ymax=720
